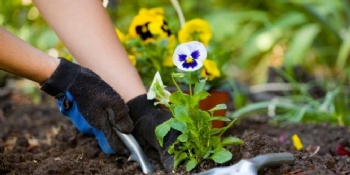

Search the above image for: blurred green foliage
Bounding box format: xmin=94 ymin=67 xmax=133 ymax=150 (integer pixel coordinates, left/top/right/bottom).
xmin=2 ymin=0 xmax=349 ymax=82
xmin=0 ymin=1 xmax=59 ymax=51
xmin=1 ymin=0 xmax=349 ymax=124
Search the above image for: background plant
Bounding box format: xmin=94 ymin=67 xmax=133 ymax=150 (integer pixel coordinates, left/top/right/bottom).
xmin=116 ymin=6 xmax=230 ymax=89
xmin=229 ymin=68 xmax=350 ymax=127
xmin=3 ymin=0 xmax=349 ymax=82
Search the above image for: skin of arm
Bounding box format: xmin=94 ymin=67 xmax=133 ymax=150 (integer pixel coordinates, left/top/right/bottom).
xmin=0 ymin=27 xmax=59 ymax=84
xmin=32 ymin=0 xmax=147 ymax=102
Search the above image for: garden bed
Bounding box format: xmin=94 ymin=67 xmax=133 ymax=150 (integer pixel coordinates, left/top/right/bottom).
xmin=0 ymin=90 xmax=349 ymax=175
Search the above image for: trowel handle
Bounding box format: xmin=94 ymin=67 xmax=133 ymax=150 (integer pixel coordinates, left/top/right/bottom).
xmin=250 ymin=152 xmax=295 ymax=170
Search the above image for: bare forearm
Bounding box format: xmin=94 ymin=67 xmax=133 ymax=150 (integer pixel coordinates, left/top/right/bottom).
xmin=33 ymin=0 xmax=146 ymax=101
xmin=0 ymin=27 xmax=59 ymax=84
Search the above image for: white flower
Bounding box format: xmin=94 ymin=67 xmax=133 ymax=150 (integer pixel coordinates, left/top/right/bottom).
xmin=147 ymin=71 xmax=171 ymax=103
xmin=172 ymin=41 xmax=207 ymax=72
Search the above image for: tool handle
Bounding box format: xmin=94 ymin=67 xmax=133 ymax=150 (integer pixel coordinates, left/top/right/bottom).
xmin=251 ymin=152 xmax=295 ymax=170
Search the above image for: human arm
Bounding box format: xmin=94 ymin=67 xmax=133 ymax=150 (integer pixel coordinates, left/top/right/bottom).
xmin=0 ymin=26 xmax=133 ymax=155
xmin=0 ymin=27 xmax=59 ymax=84
xmin=32 ymin=0 xmax=147 ymax=102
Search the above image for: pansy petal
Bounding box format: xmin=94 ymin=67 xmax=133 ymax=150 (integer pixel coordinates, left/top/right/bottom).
xmin=148 ymin=71 xmax=163 ymax=99
xmin=173 ymin=43 xmax=191 ymax=58
xmin=147 ymin=90 xmax=156 ymax=100
xmin=178 ymin=54 xmax=187 ymax=62
xmin=173 ymin=43 xmax=190 ymax=68
xmin=187 ymin=41 xmax=207 ymax=62
xmin=150 ymin=71 xmax=164 ymax=87
xmin=172 ymin=41 xmax=207 ymax=72
xmin=191 ymin=50 xmax=200 ymax=59
xmin=182 ymin=60 xmax=198 ymax=70
xmin=147 ymin=71 xmax=171 ymax=103
xmin=177 ymin=58 xmax=204 ymax=72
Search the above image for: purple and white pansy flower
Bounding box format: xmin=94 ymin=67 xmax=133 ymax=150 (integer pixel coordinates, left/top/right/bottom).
xmin=172 ymin=41 xmax=207 ymax=71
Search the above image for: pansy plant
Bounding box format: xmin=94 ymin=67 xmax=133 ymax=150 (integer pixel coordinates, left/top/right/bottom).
xmin=150 ymin=41 xmax=243 ymax=171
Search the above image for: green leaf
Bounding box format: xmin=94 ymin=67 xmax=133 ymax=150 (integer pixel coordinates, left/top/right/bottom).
xmin=284 ymin=24 xmax=320 ymax=68
xmin=155 ymin=119 xmax=173 ymax=147
xmin=172 ymin=72 xmax=185 ymax=78
xmin=336 ymin=27 xmax=350 ymax=69
xmin=170 ymin=92 xmax=191 ymax=106
xmin=178 ymin=133 xmax=188 ymax=142
xmin=173 ymin=106 xmax=192 ymax=123
xmin=154 ymin=101 xmax=167 ymax=106
xmin=210 ymin=128 xmax=224 ymax=135
xmin=174 ymin=152 xmax=188 ymax=169
xmin=170 ymin=120 xmax=188 ymax=133
xmin=209 ymin=116 xmax=231 ymax=122
xmin=211 ymin=148 xmax=232 ymax=164
xmin=192 ymin=91 xmax=210 ymax=105
xmin=186 ymin=158 xmax=199 ymax=171
xmin=168 ymin=144 xmax=175 ymax=154
xmin=209 ymin=104 xmax=227 ymax=113
xmin=170 ymin=91 xmax=184 ymax=105
xmin=203 ymin=150 xmax=211 ymax=159
xmin=209 ymin=136 xmax=221 ymax=147
xmin=190 ymin=110 xmax=211 ymax=127
xmin=194 ymin=79 xmax=206 ymax=95
xmin=292 ymin=106 xmax=308 ymax=123
xmin=229 ymin=101 xmax=298 ymax=119
xmin=222 ymin=136 xmax=244 ymax=146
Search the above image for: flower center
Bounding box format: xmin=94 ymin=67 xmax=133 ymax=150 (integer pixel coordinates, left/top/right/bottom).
xmin=142 ymin=26 xmax=148 ymax=33
xmin=186 ymin=57 xmax=194 ymax=63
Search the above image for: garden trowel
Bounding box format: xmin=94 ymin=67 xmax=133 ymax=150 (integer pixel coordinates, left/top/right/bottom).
xmin=113 ymin=128 xmax=155 ymax=174
xmin=196 ymin=152 xmax=295 ymax=175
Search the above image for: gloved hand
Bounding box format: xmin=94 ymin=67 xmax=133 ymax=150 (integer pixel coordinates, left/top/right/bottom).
xmin=127 ymin=94 xmax=180 ymax=172
xmin=40 ymin=58 xmax=133 ymax=155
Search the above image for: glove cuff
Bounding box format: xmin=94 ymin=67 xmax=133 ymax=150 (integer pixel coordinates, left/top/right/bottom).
xmin=40 ymin=58 xmax=80 ymax=98
xmin=126 ymin=94 xmax=156 ymax=122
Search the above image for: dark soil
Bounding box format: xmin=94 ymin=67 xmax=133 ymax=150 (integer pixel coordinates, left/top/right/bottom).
xmin=1 ymin=88 xmax=350 ymax=175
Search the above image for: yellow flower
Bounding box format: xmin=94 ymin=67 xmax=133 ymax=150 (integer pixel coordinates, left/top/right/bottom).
xmin=163 ymin=55 xmax=174 ymax=67
xmin=201 ymin=59 xmax=221 ymax=81
xmin=140 ymin=7 xmax=164 ymax=16
xmin=128 ymin=55 xmax=137 ymax=66
xmin=115 ymin=28 xmax=126 ymax=42
xmin=178 ymin=19 xmax=212 ymax=45
xmin=292 ymin=134 xmax=303 ymax=151
xmin=162 ymin=35 xmax=177 ymax=67
xmin=128 ymin=7 xmax=171 ymax=42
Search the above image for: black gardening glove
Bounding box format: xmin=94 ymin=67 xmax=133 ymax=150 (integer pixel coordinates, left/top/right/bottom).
xmin=127 ymin=94 xmax=180 ymax=172
xmin=41 ymin=58 xmax=133 ymax=155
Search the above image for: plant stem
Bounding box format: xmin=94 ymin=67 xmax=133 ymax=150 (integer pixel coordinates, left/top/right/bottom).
xmin=188 ymin=72 xmax=192 ymax=96
xmin=172 ymin=73 xmax=184 ymax=94
xmin=218 ymin=118 xmax=237 ymax=137
xmin=169 ymin=0 xmax=185 ymax=28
